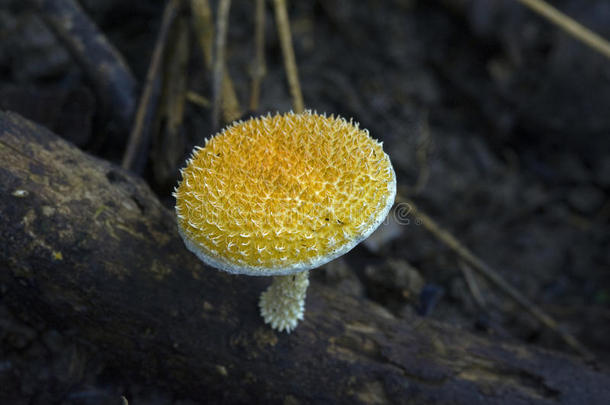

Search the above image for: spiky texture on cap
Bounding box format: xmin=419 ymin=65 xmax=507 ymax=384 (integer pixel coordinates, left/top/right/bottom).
xmin=174 ymin=111 xmax=396 ymax=276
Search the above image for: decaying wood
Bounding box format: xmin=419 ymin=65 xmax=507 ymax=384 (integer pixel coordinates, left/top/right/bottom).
xmin=1 ymin=112 xmax=609 ymax=404
xmin=30 ymin=0 xmax=136 ymax=132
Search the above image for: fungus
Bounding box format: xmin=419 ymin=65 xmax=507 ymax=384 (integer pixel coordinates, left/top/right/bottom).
xmin=174 ymin=111 xmax=396 ymax=332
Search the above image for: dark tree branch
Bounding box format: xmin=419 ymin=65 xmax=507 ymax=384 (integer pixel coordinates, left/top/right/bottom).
xmin=31 ymin=0 xmax=137 ymax=133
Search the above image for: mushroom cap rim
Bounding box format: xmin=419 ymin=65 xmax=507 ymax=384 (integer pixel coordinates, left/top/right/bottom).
xmin=177 ymin=165 xmax=397 ymax=277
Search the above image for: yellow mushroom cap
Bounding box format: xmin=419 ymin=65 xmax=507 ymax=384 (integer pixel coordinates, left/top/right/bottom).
xmin=174 ymin=111 xmax=396 ymax=276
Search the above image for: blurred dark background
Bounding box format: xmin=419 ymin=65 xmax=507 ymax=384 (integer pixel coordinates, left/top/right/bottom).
xmin=1 ymin=0 xmax=609 ymax=403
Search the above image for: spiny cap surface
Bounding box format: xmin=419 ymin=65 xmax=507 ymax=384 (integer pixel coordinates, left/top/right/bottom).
xmin=174 ymin=111 xmax=396 ymax=276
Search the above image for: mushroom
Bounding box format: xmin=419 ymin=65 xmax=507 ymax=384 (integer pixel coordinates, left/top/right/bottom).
xmin=174 ymin=111 xmax=396 ymax=332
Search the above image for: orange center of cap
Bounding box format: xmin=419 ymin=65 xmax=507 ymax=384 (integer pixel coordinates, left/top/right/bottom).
xmin=175 ymin=111 xmax=395 ymax=274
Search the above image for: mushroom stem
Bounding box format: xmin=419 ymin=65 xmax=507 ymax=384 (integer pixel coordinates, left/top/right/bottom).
xmin=259 ymin=271 xmax=310 ymax=333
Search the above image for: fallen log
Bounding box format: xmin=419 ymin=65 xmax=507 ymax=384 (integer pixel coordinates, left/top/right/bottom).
xmin=0 ymin=111 xmax=608 ymax=404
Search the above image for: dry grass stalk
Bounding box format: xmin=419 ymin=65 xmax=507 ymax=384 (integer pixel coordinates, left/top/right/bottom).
xmin=273 ymin=0 xmax=304 ymax=112
xmin=151 ymin=14 xmax=189 ymax=186
xmin=249 ymin=0 xmax=267 ymax=111
xmin=122 ymin=0 xmax=180 ymax=172
xmin=211 ymin=0 xmax=232 ymax=130
xmin=397 ymin=193 xmax=594 ymax=359
xmin=191 ymin=0 xmax=241 ymax=125
xmin=517 ymin=0 xmax=610 ymax=59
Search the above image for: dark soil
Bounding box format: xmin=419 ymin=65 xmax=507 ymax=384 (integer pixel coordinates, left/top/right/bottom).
xmin=1 ymin=0 xmax=609 ymax=403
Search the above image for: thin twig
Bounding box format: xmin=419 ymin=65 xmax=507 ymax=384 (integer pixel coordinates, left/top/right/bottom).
xmin=273 ymin=0 xmax=304 ymax=112
xmin=211 ymin=0 xmax=231 ymax=131
xmin=151 ymin=14 xmax=189 ymax=186
xmin=459 ymin=261 xmax=486 ymax=308
xmin=190 ymin=0 xmax=241 ymax=124
xmin=249 ymin=0 xmax=267 ymax=111
xmin=190 ymin=0 xmax=214 ymax=66
xmin=186 ymin=91 xmax=211 ymax=108
xmin=122 ymin=0 xmax=180 ymax=172
xmin=397 ymin=194 xmax=594 ymax=359
xmin=516 ymin=0 xmax=610 ymax=59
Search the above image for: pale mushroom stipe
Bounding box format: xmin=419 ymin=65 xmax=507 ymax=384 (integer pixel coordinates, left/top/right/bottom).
xmin=174 ymin=111 xmax=396 ymax=332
